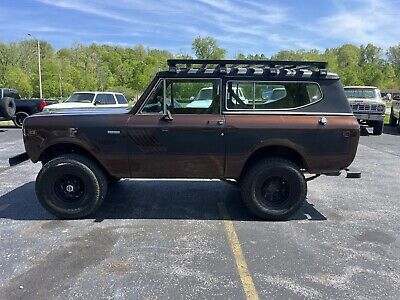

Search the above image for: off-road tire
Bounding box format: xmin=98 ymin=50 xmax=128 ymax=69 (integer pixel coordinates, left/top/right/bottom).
xmin=372 ymin=121 xmax=384 ymax=135
xmin=0 ymin=97 xmax=16 ymax=118
xmin=240 ymin=158 xmax=306 ymax=220
xmin=389 ymin=109 xmax=397 ymax=126
xmin=35 ymin=154 xmax=108 ymax=219
xmin=13 ymin=111 xmax=29 ymax=128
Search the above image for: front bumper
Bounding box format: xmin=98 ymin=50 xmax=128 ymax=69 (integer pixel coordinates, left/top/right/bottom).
xmin=353 ymin=112 xmax=384 ymax=121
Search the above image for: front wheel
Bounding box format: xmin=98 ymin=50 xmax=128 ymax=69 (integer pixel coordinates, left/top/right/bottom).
xmin=35 ymin=154 xmax=108 ymax=219
xmin=372 ymin=121 xmax=384 ymax=135
xmin=240 ymin=158 xmax=306 ymax=220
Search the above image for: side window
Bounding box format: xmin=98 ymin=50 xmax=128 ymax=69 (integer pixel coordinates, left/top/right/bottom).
xmin=116 ymin=94 xmax=128 ymax=104
xmin=227 ymin=81 xmax=322 ymax=110
xmin=4 ymin=90 xmax=20 ymax=99
xmin=105 ymin=94 xmax=116 ymax=104
xmin=166 ymin=79 xmax=220 ymax=114
xmin=95 ymin=94 xmax=107 ymax=105
xmin=140 ymin=80 xmax=164 ymax=114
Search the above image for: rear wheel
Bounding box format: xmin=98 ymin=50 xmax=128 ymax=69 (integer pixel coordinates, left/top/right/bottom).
xmin=35 ymin=154 xmax=108 ymax=219
xmin=240 ymin=158 xmax=306 ymax=220
xmin=372 ymin=120 xmax=384 ymax=135
xmin=13 ymin=112 xmax=29 ymax=128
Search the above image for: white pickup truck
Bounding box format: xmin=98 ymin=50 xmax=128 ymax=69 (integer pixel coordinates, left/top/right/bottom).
xmin=43 ymin=92 xmax=128 ymax=112
xmin=344 ymin=86 xmax=386 ymax=135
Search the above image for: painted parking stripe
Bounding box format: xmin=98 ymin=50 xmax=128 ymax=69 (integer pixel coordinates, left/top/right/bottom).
xmin=218 ymin=202 xmax=259 ymax=300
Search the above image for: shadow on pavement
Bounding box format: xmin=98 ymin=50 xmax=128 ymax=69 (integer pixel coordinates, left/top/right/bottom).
xmin=0 ymin=180 xmax=326 ymax=222
xmin=383 ymin=125 xmax=400 ymax=136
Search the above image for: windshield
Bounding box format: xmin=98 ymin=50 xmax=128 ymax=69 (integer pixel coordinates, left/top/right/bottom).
xmin=196 ymin=88 xmax=213 ymax=100
xmin=344 ymin=89 xmax=378 ymax=99
xmin=65 ymin=93 xmax=95 ymax=103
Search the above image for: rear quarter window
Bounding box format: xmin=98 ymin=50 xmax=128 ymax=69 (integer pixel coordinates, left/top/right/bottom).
xmin=116 ymin=94 xmax=128 ymax=104
xmin=226 ymin=81 xmax=322 ymax=110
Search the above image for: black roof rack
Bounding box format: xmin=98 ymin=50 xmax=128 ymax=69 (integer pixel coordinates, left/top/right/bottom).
xmin=167 ymin=59 xmax=328 ymax=76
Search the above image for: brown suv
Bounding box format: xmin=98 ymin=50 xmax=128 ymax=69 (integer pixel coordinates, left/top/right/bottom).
xmin=20 ymin=59 xmax=360 ymax=220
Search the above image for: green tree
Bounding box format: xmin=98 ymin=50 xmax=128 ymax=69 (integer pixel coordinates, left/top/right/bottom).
xmin=192 ymin=36 xmax=226 ymax=59
xmin=4 ymin=66 xmax=33 ymax=97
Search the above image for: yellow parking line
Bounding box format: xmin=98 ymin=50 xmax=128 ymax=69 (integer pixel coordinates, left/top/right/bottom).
xmin=218 ymin=202 xmax=259 ymax=300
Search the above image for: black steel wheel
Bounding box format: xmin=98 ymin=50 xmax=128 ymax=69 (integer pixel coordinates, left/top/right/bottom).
xmin=36 ymin=154 xmax=108 ymax=219
xmin=240 ymin=158 xmax=306 ymax=220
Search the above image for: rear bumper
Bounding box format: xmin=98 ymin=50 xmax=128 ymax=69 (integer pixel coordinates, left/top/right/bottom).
xmin=322 ymin=167 xmax=361 ymax=178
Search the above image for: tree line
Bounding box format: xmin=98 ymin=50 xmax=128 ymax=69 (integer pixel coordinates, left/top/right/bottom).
xmin=0 ymin=36 xmax=399 ymax=100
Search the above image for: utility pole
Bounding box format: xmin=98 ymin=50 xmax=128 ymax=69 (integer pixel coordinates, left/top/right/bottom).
xmin=28 ymin=34 xmax=43 ymax=99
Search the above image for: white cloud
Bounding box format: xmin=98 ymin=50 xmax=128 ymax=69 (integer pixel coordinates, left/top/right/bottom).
xmin=314 ymin=0 xmax=400 ymax=47
xmin=36 ymin=0 xmax=145 ymax=24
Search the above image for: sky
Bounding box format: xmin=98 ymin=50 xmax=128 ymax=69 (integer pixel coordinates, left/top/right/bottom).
xmin=1 ymin=0 xmax=400 ymax=56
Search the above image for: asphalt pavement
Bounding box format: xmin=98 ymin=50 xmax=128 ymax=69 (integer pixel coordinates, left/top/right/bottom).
xmin=0 ymin=125 xmax=399 ymax=299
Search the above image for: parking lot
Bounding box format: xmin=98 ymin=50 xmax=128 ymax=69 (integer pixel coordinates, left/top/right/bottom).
xmin=0 ymin=126 xmax=399 ymax=299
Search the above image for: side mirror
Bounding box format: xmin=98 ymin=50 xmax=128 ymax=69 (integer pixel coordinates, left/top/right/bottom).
xmin=160 ymin=110 xmax=173 ymax=121
xmin=189 ymin=96 xmax=195 ymax=101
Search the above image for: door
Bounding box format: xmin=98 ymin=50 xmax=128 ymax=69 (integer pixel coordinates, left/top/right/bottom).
xmin=127 ymin=78 xmax=225 ymax=178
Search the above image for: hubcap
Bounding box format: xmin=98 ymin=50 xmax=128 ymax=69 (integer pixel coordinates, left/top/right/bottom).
xmin=66 ymin=184 xmax=74 ymax=193
xmin=54 ymin=175 xmax=85 ymax=203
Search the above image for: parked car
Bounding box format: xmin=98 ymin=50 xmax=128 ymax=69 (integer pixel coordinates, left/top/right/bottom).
xmin=187 ymin=86 xmax=246 ymax=108
xmin=0 ymin=88 xmax=58 ymax=127
xmin=43 ymin=92 xmax=128 ymax=112
xmin=389 ymin=95 xmax=400 ymax=132
xmin=344 ymin=86 xmax=386 ymax=135
xmin=19 ymin=59 xmax=360 ymax=220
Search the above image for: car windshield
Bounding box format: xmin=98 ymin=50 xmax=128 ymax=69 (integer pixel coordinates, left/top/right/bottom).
xmin=65 ymin=93 xmax=95 ymax=103
xmin=196 ymin=88 xmax=212 ymax=100
xmin=344 ymin=89 xmax=377 ymax=99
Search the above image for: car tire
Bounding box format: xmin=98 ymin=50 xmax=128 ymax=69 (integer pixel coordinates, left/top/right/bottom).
xmin=13 ymin=111 xmax=29 ymax=128
xmin=372 ymin=121 xmax=384 ymax=135
xmin=240 ymin=158 xmax=306 ymax=220
xmin=35 ymin=154 xmax=108 ymax=219
xmin=389 ymin=109 xmax=397 ymax=126
xmin=0 ymin=97 xmax=16 ymax=118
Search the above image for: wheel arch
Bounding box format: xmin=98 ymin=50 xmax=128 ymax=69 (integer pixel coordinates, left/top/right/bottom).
xmin=239 ymin=145 xmax=308 ymax=180
xmin=38 ymin=143 xmax=112 ymax=177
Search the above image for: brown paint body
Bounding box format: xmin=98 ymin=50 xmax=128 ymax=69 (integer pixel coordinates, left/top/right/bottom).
xmin=23 ymin=71 xmax=360 ymax=179
xmin=23 ymin=110 xmax=359 ymax=179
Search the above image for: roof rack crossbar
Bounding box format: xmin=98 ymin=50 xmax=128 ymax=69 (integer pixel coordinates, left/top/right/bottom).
xmin=168 ymin=59 xmax=327 ymax=72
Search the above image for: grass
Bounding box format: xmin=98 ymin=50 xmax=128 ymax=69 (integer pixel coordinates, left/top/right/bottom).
xmin=0 ymin=120 xmax=14 ymax=127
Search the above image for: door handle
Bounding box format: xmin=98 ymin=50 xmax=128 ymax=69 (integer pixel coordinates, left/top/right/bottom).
xmin=217 ymin=120 xmax=224 ymax=125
